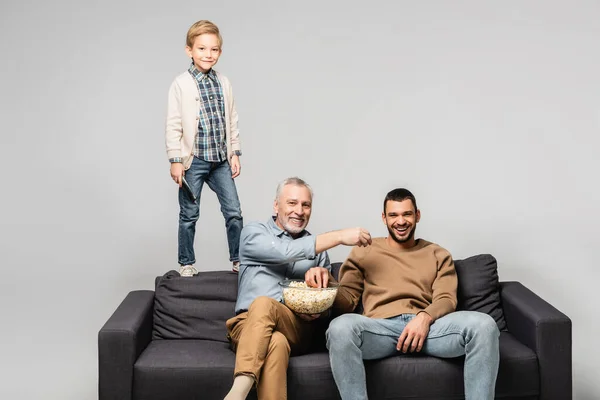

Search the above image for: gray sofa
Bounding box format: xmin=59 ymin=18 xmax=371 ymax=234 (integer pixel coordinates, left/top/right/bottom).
xmin=98 ymin=255 xmax=572 ymax=400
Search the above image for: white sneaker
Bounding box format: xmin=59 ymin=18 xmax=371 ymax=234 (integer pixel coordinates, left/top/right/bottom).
xmin=232 ymin=261 xmax=240 ymax=273
xmin=179 ymin=265 xmax=197 ymax=277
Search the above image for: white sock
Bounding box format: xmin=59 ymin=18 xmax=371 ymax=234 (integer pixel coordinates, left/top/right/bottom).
xmin=223 ymin=375 xmax=254 ymax=400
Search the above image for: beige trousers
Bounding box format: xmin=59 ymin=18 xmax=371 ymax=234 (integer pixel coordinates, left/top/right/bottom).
xmin=226 ymin=296 xmax=315 ymax=400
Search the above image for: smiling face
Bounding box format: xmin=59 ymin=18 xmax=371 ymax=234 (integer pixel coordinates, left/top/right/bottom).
xmin=274 ymin=184 xmax=313 ymax=237
xmin=185 ymin=33 xmax=221 ymax=73
xmin=382 ymin=199 xmax=421 ymax=249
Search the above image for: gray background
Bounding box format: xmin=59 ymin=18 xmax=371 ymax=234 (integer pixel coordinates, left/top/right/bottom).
xmin=1 ymin=0 xmax=598 ymax=399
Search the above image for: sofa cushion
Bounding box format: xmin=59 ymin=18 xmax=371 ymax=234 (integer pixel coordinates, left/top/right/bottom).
xmin=495 ymin=332 xmax=540 ymax=398
xmin=331 ymin=262 xmax=342 ymax=281
xmin=288 ymin=352 xmax=341 ymax=400
xmin=152 ymin=270 xmax=238 ymax=341
xmin=365 ymin=353 xmax=463 ymax=399
xmin=133 ymin=334 xmax=538 ymax=400
xmin=364 ymin=332 xmax=538 ymax=399
xmin=455 ymin=254 xmax=507 ymax=331
xmin=134 ymin=340 xmax=237 ymax=400
xmin=134 ymin=342 xmax=338 ymax=400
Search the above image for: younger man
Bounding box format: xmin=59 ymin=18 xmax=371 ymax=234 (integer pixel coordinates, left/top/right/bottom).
xmin=165 ymin=20 xmax=243 ymax=275
xmin=306 ymin=188 xmax=500 ymax=400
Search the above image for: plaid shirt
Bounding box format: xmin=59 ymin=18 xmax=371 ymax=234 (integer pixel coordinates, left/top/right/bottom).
xmin=188 ymin=63 xmax=227 ymax=162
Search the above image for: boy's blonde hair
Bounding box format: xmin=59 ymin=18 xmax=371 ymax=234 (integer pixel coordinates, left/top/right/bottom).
xmin=186 ymin=20 xmax=223 ymax=48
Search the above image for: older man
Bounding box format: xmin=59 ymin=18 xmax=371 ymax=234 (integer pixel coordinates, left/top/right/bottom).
xmin=223 ymin=177 xmax=371 ymax=400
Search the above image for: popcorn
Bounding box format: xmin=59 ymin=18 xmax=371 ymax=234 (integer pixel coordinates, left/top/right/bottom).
xmin=281 ymin=280 xmax=338 ymax=314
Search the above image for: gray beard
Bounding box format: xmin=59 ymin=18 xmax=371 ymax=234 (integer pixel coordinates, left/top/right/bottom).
xmin=280 ymin=218 xmax=305 ymax=237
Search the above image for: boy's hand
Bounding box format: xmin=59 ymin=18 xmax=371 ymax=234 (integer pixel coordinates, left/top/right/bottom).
xmin=170 ymin=162 xmax=184 ymax=187
xmin=231 ymin=155 xmax=241 ymax=178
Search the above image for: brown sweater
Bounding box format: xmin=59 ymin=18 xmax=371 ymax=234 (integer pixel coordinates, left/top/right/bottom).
xmin=333 ymin=238 xmax=457 ymax=321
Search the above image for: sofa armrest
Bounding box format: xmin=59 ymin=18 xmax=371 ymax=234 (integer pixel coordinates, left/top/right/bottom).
xmin=500 ymin=281 xmax=572 ymax=400
xmin=98 ymin=290 xmax=154 ymax=400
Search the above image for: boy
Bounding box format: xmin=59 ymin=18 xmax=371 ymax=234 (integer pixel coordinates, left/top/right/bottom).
xmin=165 ymin=20 xmax=243 ymax=276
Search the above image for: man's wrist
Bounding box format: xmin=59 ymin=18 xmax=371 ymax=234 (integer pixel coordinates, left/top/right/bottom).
xmin=417 ymin=311 xmax=433 ymax=324
xmin=232 ymin=150 xmax=241 ymax=157
xmin=169 ymin=157 xmax=182 ymax=163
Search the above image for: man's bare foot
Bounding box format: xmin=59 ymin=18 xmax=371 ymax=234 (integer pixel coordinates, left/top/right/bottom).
xmin=224 ymin=375 xmax=254 ymax=400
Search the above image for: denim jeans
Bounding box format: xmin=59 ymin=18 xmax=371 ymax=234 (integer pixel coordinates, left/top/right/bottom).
xmin=178 ymin=157 xmax=243 ymax=265
xmin=326 ymin=311 xmax=500 ymax=400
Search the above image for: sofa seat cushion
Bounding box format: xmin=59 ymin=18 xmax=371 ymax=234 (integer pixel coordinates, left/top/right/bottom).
xmin=134 ymin=340 xmax=235 ymax=400
xmin=495 ymin=332 xmax=539 ymax=398
xmin=134 ymin=343 xmax=340 ymax=400
xmin=133 ymin=334 xmax=538 ymax=400
xmin=287 ymin=352 xmax=341 ymax=400
xmin=364 ymin=332 xmax=538 ymax=399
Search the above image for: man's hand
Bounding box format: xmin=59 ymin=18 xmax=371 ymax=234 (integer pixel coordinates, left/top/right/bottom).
xmin=305 ymin=267 xmax=329 ymax=288
xmin=170 ymin=162 xmax=184 ymax=187
xmin=339 ymin=227 xmax=372 ymax=247
xmin=315 ymin=227 xmax=372 ymax=254
xmin=230 ymin=155 xmax=241 ymax=178
xmin=396 ymin=312 xmax=433 ymax=353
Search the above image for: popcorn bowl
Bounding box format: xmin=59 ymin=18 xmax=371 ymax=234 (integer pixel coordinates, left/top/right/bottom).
xmin=279 ymin=279 xmax=339 ymax=314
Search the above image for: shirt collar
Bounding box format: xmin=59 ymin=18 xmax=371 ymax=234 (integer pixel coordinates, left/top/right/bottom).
xmin=188 ymin=62 xmax=218 ymax=82
xmin=268 ymin=216 xmax=311 ymax=238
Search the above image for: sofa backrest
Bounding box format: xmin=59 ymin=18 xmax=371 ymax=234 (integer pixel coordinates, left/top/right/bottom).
xmin=152 ymin=270 xmax=238 ymax=342
xmin=455 ymin=254 xmax=507 ymax=331
xmin=152 ymin=253 xmax=506 ymax=341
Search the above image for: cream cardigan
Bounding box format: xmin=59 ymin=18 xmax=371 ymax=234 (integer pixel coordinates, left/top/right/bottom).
xmin=165 ymin=70 xmax=241 ymax=170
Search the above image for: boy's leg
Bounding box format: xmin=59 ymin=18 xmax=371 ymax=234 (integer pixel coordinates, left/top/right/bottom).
xmin=421 ymin=311 xmax=500 ymax=400
xmin=177 ymin=157 xmax=211 ymax=267
xmin=205 ymin=160 xmax=243 ymax=264
xmin=225 ymin=296 xmax=311 ymax=400
xmin=326 ymin=313 xmax=407 ymax=400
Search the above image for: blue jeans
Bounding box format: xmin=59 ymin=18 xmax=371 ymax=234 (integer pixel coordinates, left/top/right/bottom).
xmin=326 ymin=311 xmax=500 ymax=400
xmin=178 ymin=157 xmax=243 ymax=265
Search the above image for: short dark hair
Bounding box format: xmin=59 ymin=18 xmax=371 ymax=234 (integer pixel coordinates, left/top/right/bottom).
xmin=383 ymin=188 xmax=417 ymax=213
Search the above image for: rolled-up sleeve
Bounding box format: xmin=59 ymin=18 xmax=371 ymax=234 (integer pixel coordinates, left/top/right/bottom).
xmin=240 ymin=223 xmax=316 ymax=266
xmin=316 ymin=251 xmax=331 ymax=271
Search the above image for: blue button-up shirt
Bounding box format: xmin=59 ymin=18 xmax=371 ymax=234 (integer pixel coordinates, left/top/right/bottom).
xmin=235 ymin=217 xmax=331 ymax=314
